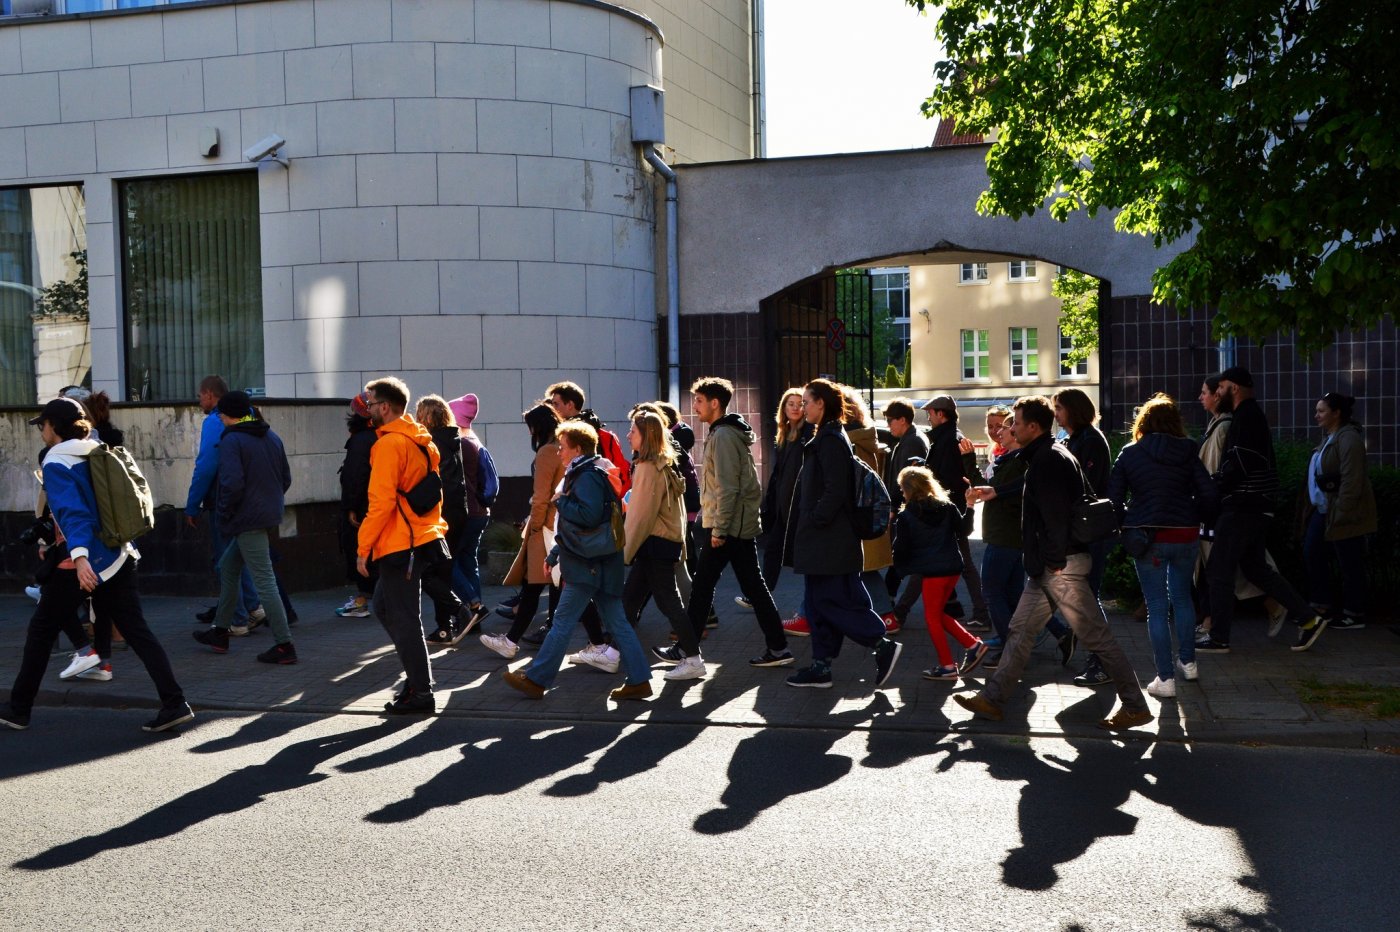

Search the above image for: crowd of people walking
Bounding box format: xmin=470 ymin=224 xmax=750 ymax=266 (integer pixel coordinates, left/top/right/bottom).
xmin=1 ymin=365 xmax=1375 ymax=735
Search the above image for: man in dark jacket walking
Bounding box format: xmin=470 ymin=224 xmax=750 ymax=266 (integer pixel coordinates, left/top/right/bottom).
xmin=193 ymin=391 xmax=297 ymax=664
xmin=956 ymin=396 xmax=1152 ymax=730
xmin=785 ymin=379 xmax=902 ymax=689
xmin=1199 ymin=367 xmax=1324 ymax=653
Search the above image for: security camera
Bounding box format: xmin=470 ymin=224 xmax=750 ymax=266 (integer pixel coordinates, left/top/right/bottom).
xmin=243 ymin=134 xmax=288 ymax=166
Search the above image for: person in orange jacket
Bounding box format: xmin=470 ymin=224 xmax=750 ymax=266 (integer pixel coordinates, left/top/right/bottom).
xmin=356 ymin=376 xmax=454 ymax=715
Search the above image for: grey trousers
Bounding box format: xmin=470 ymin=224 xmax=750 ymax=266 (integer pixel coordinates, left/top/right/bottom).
xmin=981 ymin=553 xmax=1147 ymax=714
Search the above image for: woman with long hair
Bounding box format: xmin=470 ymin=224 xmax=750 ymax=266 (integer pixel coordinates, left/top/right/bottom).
xmin=1106 ymin=394 xmax=1218 ymax=697
xmin=757 ymin=387 xmax=809 ymax=609
xmin=1302 ymin=392 xmax=1376 ymax=630
xmin=783 ymin=378 xmax=901 ymax=689
xmin=415 ymin=395 xmax=474 ymax=645
xmin=893 ymin=465 xmax=988 ymax=680
xmin=623 ymin=410 xmax=705 ymax=679
xmin=840 ymin=385 xmax=897 ymax=628
xmin=480 ymin=402 xmax=563 ymax=658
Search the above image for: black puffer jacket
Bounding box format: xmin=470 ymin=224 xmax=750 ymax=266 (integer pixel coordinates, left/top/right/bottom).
xmin=892 ymin=498 xmax=964 ymax=577
xmin=1107 ymin=433 xmax=1219 ymax=529
xmin=761 ymin=421 xmax=811 ymax=532
xmin=340 ymin=427 xmax=377 ymax=517
xmin=787 ymin=421 xmax=863 ymax=576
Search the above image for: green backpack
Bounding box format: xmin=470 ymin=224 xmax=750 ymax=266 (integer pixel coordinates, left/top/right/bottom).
xmin=86 ymin=444 xmax=156 ymax=548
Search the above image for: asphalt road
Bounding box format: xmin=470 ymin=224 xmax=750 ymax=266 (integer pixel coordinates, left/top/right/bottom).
xmin=2 ymin=709 xmax=1397 ymax=931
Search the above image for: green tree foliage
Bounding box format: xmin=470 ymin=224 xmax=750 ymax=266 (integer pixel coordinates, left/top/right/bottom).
xmin=1052 ymin=268 xmax=1099 ymax=364
xmin=34 ymin=250 xmax=89 ymax=322
xmin=906 ymin=0 xmax=1398 ymax=351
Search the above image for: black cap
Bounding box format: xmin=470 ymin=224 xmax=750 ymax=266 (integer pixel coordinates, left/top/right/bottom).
xmin=1216 ymin=365 xmax=1254 ymax=388
xmin=28 ymin=397 xmax=86 ymax=427
xmin=216 ymin=390 xmax=254 ymax=419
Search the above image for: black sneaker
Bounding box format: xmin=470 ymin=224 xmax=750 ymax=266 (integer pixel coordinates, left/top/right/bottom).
xmin=786 ymin=664 xmax=833 ymax=688
xmin=463 ymin=604 xmax=490 ymax=636
xmin=706 ymin=612 xmax=720 ymax=629
xmin=1058 ymin=631 xmax=1077 ymax=667
xmin=521 ymin=623 xmax=551 ymax=647
xmin=256 ymin=642 xmax=298 ymax=665
xmin=1072 ymin=666 xmax=1113 ymax=688
xmin=874 ymin=638 xmax=903 ymax=687
xmin=195 ymin=605 xmax=216 ymax=623
xmin=1328 ymin=615 xmax=1365 ymax=632
xmin=749 ymin=648 xmax=796 ymax=668
xmin=1195 ymin=635 xmax=1231 ymax=654
xmin=142 ymin=702 xmax=194 ymax=733
xmin=1292 ymin=615 xmax=1329 ymax=652
xmin=494 ymin=605 xmax=517 ymax=620
xmin=0 ymin=702 xmax=31 ymax=730
xmin=958 ymin=639 xmax=990 ymax=676
xmin=193 ymin=626 xmax=230 ymax=653
xmin=982 ymin=650 xmax=1002 ymax=671
xmin=385 ymin=687 xmax=435 ymax=715
xmin=652 ymin=643 xmax=684 ymax=665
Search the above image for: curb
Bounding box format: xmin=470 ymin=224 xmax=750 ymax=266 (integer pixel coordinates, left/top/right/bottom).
xmin=28 ymin=688 xmax=1400 ymax=751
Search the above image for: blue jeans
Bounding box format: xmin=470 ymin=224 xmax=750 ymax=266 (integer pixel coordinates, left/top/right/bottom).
xmin=980 ymin=543 xmax=1025 ymax=642
xmin=451 ymin=514 xmax=490 ymax=606
xmin=527 ymin=579 xmax=651 ymax=688
xmin=215 ymin=530 xmax=291 ymax=643
xmin=1133 ymin=539 xmax=1198 ymax=680
xmin=209 ymin=510 xmax=257 ymax=621
xmin=1303 ymin=511 xmax=1368 ymax=618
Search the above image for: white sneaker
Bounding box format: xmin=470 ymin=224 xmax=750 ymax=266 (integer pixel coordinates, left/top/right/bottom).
xmin=1175 ymin=659 xmax=1199 ymax=681
xmin=248 ymin=605 xmax=267 ymax=623
xmin=59 ymin=646 xmax=102 ymax=680
xmin=77 ymin=662 xmax=113 ymax=682
xmin=25 ymin=586 xmax=41 ymax=602
xmin=734 ymin=596 xmax=753 ymax=611
xmin=572 ymin=643 xmax=620 ymax=674
xmin=1267 ymin=604 xmax=1287 ymax=638
xmin=664 ymin=655 xmax=706 ymax=681
xmin=229 ymin=623 xmax=250 ymax=637
xmin=1146 ymin=676 xmax=1177 ymax=699
xmin=479 ymin=633 xmax=518 ymax=659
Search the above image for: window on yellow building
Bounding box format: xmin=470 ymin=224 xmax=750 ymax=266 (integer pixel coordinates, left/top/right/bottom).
xmin=1009 ymin=327 xmax=1039 ymax=379
xmin=959 ymin=262 xmax=989 ymax=284
xmin=1059 ymin=328 xmax=1089 ymax=377
xmin=1008 ymin=260 xmax=1038 ymax=281
xmin=961 ymin=329 xmax=989 ymax=380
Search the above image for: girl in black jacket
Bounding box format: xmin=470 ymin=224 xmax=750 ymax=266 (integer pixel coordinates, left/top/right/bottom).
xmin=894 ymin=466 xmax=989 ymax=681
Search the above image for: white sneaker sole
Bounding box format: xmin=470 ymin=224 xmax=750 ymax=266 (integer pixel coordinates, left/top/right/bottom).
xmin=480 ymin=637 xmax=518 ymax=660
xmin=664 ymin=663 xmax=706 ymax=681
xmin=580 ymin=658 xmax=621 ymax=674
xmin=59 ymin=653 xmax=102 ymax=680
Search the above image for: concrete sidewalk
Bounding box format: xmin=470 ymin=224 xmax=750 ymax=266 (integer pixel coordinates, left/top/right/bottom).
xmin=5 ymin=561 xmax=1399 ymax=748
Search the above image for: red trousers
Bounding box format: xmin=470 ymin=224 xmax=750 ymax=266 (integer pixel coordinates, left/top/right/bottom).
xmin=922 ymin=575 xmax=978 ymax=666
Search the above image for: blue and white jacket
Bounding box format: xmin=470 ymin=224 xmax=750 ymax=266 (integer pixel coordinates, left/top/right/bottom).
xmin=43 ymin=438 xmax=138 ymax=582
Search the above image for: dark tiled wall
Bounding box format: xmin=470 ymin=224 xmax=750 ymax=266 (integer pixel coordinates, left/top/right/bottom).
xmin=679 ymin=313 xmax=772 ymax=476
xmin=1106 ymin=298 xmax=1399 ymax=465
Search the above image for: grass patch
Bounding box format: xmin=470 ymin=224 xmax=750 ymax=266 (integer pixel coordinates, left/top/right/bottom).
xmin=1296 ymin=677 xmax=1400 ymax=718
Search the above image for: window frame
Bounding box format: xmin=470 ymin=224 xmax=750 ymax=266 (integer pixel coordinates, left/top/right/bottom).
xmin=960 ymin=328 xmax=990 ymax=382
xmin=958 ymin=262 xmax=989 ymax=285
xmin=1058 ymin=328 xmax=1089 ymax=378
xmin=1008 ymin=259 xmax=1039 ymax=282
xmin=1008 ymin=326 xmax=1040 ymax=380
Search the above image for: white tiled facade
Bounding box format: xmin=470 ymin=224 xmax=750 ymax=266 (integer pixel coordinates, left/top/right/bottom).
xmin=0 ymin=0 xmax=718 ymax=480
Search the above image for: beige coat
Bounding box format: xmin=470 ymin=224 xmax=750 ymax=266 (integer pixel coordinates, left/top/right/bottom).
xmin=848 ymin=426 xmax=893 ymax=572
xmin=504 ymin=442 xmax=564 ymax=586
xmin=623 ymin=459 xmax=686 ymax=564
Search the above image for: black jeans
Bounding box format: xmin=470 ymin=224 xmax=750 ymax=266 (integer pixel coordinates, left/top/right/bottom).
xmin=624 ymin=556 xmax=699 ymax=656
xmin=419 ymin=537 xmax=463 ymax=631
xmin=1206 ymin=510 xmax=1312 ymax=644
xmin=686 ymin=535 xmax=786 ymax=651
xmin=372 ymin=541 xmax=449 ymax=694
xmin=10 ymin=561 xmax=184 ymax=717
xmin=506 ymin=582 xmax=559 ymax=642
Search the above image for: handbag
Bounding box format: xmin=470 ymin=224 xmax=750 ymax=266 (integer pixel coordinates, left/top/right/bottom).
xmin=554 ymin=470 xmax=625 ymax=560
xmin=399 ymin=443 xmax=443 ymax=517
xmin=1069 ymin=462 xmax=1119 ymax=545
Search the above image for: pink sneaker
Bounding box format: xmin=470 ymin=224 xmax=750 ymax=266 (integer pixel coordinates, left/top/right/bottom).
xmin=782 ymin=615 xmax=810 ymax=637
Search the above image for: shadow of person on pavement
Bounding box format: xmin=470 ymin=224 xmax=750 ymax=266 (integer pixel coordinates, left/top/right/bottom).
xmin=12 ymin=718 xmax=410 ymax=871
xmin=356 ymin=718 xmax=631 ymax=824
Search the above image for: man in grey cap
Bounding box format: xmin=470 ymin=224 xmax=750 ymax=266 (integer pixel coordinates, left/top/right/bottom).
xmin=1199 ymin=366 xmax=1326 ymax=653
xmin=892 ymin=395 xmax=989 ymax=627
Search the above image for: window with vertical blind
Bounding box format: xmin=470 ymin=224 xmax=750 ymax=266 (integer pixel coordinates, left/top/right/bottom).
xmin=120 ymin=173 xmax=263 ymax=401
xmin=961 ymin=329 xmax=989 ymax=380
xmin=1009 ymin=326 xmax=1039 ymax=379
xmin=0 ymin=184 xmax=88 ymax=405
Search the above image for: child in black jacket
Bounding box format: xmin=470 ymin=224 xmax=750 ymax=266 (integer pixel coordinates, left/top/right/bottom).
xmin=893 ymin=466 xmax=989 ymax=680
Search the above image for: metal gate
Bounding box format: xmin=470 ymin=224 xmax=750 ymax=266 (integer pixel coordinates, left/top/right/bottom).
xmin=761 ymin=269 xmax=875 ymax=416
